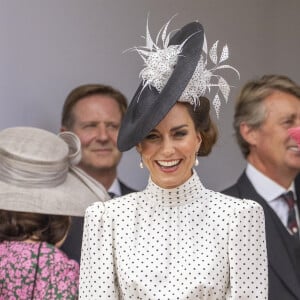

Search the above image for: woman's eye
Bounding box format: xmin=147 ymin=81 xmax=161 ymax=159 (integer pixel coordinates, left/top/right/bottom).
xmin=145 ymin=134 xmax=158 ymax=140
xmin=174 ymin=130 xmax=187 ymax=137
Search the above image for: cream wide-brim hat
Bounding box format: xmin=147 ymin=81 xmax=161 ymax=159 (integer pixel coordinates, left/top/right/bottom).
xmin=0 ymin=127 xmax=109 ymax=216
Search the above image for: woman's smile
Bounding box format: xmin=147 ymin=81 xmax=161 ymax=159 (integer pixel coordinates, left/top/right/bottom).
xmin=137 ymin=103 xmax=201 ymax=189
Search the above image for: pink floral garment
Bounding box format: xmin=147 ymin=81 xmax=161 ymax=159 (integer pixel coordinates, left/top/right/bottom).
xmin=0 ymin=241 xmax=79 ymax=299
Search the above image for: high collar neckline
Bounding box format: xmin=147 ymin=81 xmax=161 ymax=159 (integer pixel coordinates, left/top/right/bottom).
xmin=144 ymin=170 xmax=203 ymax=207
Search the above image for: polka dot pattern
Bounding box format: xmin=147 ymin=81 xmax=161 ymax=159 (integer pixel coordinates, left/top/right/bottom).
xmin=79 ymin=172 xmax=268 ymax=299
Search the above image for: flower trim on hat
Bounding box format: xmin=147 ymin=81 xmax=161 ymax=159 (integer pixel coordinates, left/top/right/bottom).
xmin=130 ymin=16 xmax=240 ymax=117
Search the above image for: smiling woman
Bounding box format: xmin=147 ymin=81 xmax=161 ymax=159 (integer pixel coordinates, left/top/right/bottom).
xmin=79 ymin=18 xmax=268 ymax=300
xmin=136 ymin=102 xmax=214 ymax=189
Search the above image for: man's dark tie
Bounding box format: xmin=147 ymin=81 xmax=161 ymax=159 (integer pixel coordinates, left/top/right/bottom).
xmin=282 ymin=191 xmax=299 ymax=237
xmin=108 ymin=192 xmax=116 ymax=199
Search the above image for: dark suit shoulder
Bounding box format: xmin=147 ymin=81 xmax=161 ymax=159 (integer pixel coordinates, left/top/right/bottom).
xmin=220 ymin=172 xmax=252 ymax=200
xmin=221 ymin=184 xmax=240 ymax=198
xmin=119 ymin=180 xmax=137 ymax=195
xmin=295 ymin=174 xmax=300 ymax=198
xmin=60 ymin=216 xmax=84 ymax=263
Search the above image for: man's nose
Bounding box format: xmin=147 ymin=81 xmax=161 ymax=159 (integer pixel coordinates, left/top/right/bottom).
xmin=95 ymin=126 xmax=109 ymax=141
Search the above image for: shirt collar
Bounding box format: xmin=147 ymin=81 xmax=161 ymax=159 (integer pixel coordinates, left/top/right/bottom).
xmin=108 ymin=178 xmax=121 ymax=197
xmin=246 ymin=163 xmax=296 ymax=202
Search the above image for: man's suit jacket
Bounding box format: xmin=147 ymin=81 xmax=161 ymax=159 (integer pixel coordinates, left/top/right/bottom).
xmin=222 ymin=173 xmax=300 ymax=300
xmin=61 ymin=180 xmax=136 ymax=263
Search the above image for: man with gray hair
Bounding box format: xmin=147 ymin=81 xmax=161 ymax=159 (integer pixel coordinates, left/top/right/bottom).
xmin=222 ymin=74 xmax=300 ymax=300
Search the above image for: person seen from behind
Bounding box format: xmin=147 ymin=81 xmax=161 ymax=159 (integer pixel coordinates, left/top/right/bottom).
xmin=0 ymin=127 xmax=105 ymax=299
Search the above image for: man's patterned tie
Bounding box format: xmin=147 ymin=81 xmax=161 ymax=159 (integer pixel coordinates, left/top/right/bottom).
xmin=282 ymin=191 xmax=299 ymax=237
xmin=108 ymin=192 xmax=116 ymax=199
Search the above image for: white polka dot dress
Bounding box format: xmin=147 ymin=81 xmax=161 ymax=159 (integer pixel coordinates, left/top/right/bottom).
xmin=79 ymin=172 xmax=268 ymax=299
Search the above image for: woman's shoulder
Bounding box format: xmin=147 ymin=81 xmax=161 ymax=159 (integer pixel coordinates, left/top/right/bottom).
xmin=0 ymin=241 xmax=38 ymax=265
xmin=204 ymin=188 xmax=263 ymax=212
xmin=40 ymin=242 xmax=79 ymax=271
xmin=86 ymin=192 xmax=141 ymax=214
xmin=35 ymin=243 xmax=79 ymax=298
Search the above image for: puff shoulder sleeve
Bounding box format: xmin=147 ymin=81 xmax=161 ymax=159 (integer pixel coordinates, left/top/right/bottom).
xmin=79 ymin=202 xmax=119 ymax=299
xmin=227 ymin=199 xmax=268 ymax=299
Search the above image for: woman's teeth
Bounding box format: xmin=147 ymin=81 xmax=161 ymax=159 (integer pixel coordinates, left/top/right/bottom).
xmin=157 ymin=160 xmax=180 ymax=167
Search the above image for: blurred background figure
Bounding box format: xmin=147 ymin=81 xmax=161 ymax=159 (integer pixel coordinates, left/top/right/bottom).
xmin=60 ymin=84 xmax=136 ymax=262
xmin=0 ymin=127 xmax=105 ymax=299
xmin=61 ymin=84 xmax=135 ymax=195
xmin=222 ymin=74 xmax=300 ymax=300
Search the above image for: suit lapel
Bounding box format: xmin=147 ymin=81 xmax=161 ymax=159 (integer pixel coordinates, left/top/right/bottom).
xmin=119 ymin=180 xmax=136 ymax=196
xmin=295 ymin=174 xmax=300 ymax=213
xmin=236 ymin=173 xmax=300 ymax=297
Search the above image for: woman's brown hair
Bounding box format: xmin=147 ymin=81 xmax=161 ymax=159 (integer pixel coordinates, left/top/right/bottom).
xmin=182 ymin=97 xmax=218 ymax=156
xmin=0 ymin=210 xmax=71 ymax=245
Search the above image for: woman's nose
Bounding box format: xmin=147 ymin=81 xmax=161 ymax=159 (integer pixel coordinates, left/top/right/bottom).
xmin=160 ymin=138 xmax=175 ymax=156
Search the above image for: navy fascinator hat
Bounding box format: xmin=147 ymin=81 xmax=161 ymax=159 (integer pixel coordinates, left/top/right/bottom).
xmin=118 ymin=17 xmax=239 ymax=151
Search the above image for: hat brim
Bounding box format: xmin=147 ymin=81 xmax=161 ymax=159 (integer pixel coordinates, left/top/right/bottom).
xmin=118 ymin=21 xmax=204 ymax=151
xmin=0 ymin=169 xmax=101 ymax=217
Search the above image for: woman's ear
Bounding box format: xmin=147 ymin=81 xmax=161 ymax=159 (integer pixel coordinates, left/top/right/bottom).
xmin=196 ymin=132 xmax=202 ymax=151
xmin=136 ymin=143 xmax=142 ymax=153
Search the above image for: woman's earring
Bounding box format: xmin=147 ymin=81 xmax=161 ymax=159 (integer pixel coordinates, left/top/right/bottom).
xmin=139 ymin=158 xmax=144 ymax=169
xmin=194 ymin=155 xmax=199 ymax=166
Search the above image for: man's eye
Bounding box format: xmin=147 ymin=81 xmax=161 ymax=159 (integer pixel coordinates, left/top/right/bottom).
xmin=283 ymin=119 xmax=294 ymax=126
xmin=83 ymin=124 xmax=96 ymax=129
xmin=106 ymin=124 xmax=119 ymax=130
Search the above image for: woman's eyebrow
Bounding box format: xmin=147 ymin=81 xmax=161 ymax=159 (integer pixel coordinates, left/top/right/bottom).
xmin=149 ymin=124 xmax=188 ymax=134
xmin=170 ymin=124 xmax=188 ymax=132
